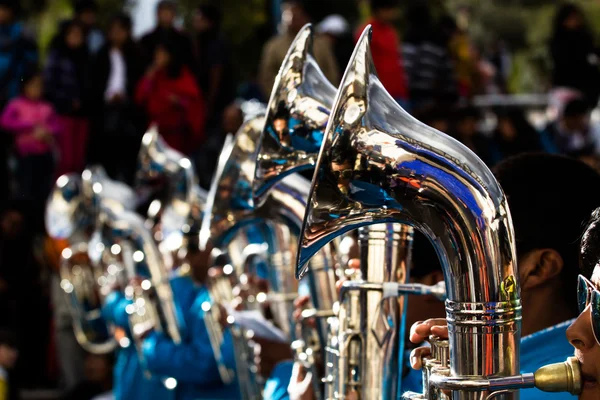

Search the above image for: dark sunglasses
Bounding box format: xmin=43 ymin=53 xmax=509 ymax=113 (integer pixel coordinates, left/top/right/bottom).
xmin=577 ymin=274 xmax=600 ymax=344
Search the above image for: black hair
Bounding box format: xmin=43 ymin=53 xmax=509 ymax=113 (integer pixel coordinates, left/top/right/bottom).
xmin=493 ymin=153 xmax=600 ymax=312
xmin=581 ymin=208 xmax=600 ymax=279
xmin=196 ymin=5 xmax=222 ymax=29
xmin=109 ymin=13 xmax=133 ymax=32
xmin=157 ymin=0 xmax=177 ymax=13
xmin=0 ymin=329 xmax=18 ymax=349
xmin=74 ymin=0 xmax=98 ymax=14
xmin=552 ymin=2 xmax=586 ymax=36
xmin=155 ymin=39 xmax=184 ymax=78
xmin=563 ymin=98 xmax=590 ymax=118
xmin=51 ymin=19 xmax=86 ymax=52
xmin=370 ymin=0 xmax=399 ymax=12
xmin=19 ymin=67 xmax=41 ymax=92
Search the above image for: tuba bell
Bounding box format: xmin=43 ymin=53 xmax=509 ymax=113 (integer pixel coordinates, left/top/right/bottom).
xmin=297 ymin=25 xmax=581 ymax=400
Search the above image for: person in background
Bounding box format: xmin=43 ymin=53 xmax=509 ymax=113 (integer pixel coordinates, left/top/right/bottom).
xmin=135 ymin=39 xmax=205 ymax=156
xmin=73 ymin=0 xmax=104 ymax=56
xmin=316 ymin=14 xmax=355 ymax=74
xmin=541 ymin=97 xmax=600 ymax=159
xmin=88 ymin=13 xmax=143 ymax=185
xmin=191 ymin=5 xmax=235 ymax=128
xmin=408 ymin=154 xmax=600 ymax=400
xmin=444 ymin=14 xmax=478 ymax=99
xmin=44 ymin=20 xmax=90 ymax=177
xmin=356 ymin=0 xmax=408 ymax=107
xmin=0 ymin=330 xmax=18 ymax=400
xmin=259 ymin=0 xmax=339 ymax=97
xmin=139 ymin=0 xmax=193 ymax=71
xmin=63 ymin=353 xmax=114 ymax=400
xmin=195 ymin=101 xmax=244 ymax=189
xmin=491 ymin=108 xmax=543 ymax=160
xmin=449 ymin=105 xmax=500 ymax=167
xmin=0 ymin=0 xmax=37 ymax=108
xmin=550 ymin=2 xmax=600 ymax=108
xmin=402 ymin=3 xmax=457 ymax=112
xmin=102 ymin=234 xmax=240 ymax=399
xmin=0 ymin=70 xmax=61 ymax=212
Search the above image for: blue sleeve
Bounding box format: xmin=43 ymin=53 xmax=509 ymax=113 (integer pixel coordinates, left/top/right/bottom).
xmin=102 ymin=291 xmax=131 ymax=328
xmin=263 ymin=361 xmax=293 ymax=400
xmin=141 ymin=310 xmax=223 ymax=385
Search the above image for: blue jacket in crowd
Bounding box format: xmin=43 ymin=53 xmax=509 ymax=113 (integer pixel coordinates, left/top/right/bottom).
xmin=102 ymin=275 xmax=240 ymax=400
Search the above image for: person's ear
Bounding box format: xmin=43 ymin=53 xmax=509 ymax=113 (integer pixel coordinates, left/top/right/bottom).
xmin=519 ymin=249 xmax=564 ymax=290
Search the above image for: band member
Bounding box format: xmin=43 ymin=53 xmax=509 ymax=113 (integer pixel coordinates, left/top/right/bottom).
xmin=567 ymin=208 xmax=600 ymax=399
xmin=102 ymin=233 xmax=239 ymax=400
xmin=407 ymin=153 xmax=600 ymax=400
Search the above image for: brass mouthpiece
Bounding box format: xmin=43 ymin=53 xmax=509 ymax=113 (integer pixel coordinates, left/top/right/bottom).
xmin=534 ymin=356 xmax=582 ymax=395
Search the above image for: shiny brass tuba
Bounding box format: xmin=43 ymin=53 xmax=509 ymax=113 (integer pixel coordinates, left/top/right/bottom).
xmin=46 ymin=167 xmax=137 ymax=354
xmin=296 ymin=26 xmax=580 ymax=400
xmin=200 ymin=107 xmax=313 ymax=399
xmin=253 ymin=24 xmax=426 ymax=399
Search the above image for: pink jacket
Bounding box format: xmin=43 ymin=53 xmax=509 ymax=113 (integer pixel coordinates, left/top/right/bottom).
xmin=1 ymin=97 xmax=62 ymax=155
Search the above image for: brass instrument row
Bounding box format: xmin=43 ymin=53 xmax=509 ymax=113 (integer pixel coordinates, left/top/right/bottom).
xmin=45 ymin=24 xmax=583 ymax=400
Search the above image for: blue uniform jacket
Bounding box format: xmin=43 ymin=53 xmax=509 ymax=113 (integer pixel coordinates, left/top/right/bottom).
xmin=401 ymin=320 xmax=576 ymax=399
xmin=263 ymin=361 xmax=294 ymax=400
xmin=102 ymin=277 xmax=240 ymax=400
xmin=102 ymin=291 xmax=172 ymax=400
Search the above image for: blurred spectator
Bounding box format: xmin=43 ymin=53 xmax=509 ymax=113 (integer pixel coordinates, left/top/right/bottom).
xmin=550 ymin=3 xmax=600 ymax=108
xmin=0 ymin=70 xmax=61 ymax=210
xmin=541 ymin=97 xmax=600 ymax=158
xmin=88 ymin=14 xmax=143 ymax=185
xmin=356 ymin=0 xmax=408 ymax=106
xmin=491 ymin=108 xmax=544 ymax=159
xmin=0 ymin=0 xmax=37 ymax=108
xmin=139 ymin=0 xmax=193 ymax=72
xmin=73 ymin=0 xmax=104 ymax=55
xmin=259 ymin=0 xmax=339 ymax=97
xmin=0 ymin=330 xmax=18 ymax=400
xmin=444 ymin=15 xmax=479 ymax=99
xmin=63 ymin=353 xmax=114 ymax=400
xmin=450 ymin=105 xmax=499 ymax=166
xmin=402 ymin=4 xmax=457 ymax=112
xmin=487 ymin=39 xmax=511 ymax=94
xmin=317 ymin=14 xmax=354 ymax=73
xmin=191 ymin=5 xmax=235 ymax=128
xmin=135 ymin=40 xmax=205 ymax=156
xmin=195 ymin=102 xmax=244 ymax=189
xmin=44 ymin=20 xmax=90 ymax=176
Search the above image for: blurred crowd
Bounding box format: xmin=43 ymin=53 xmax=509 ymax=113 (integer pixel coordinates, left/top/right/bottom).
xmin=0 ymin=0 xmax=600 ymax=398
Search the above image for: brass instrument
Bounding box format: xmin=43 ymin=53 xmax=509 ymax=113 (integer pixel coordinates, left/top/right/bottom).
xmin=200 ymin=105 xmax=317 ymax=398
xmin=253 ymin=24 xmax=438 ymax=399
xmin=296 ymin=25 xmax=580 ymax=399
xmin=46 ymin=168 xmax=136 ymax=354
xmin=96 ymin=202 xmax=183 ymax=353
xmin=136 ymin=126 xmax=207 ymax=256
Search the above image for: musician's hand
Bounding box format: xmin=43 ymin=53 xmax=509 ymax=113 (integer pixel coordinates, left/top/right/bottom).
xmin=408 ymin=318 xmax=448 ymax=370
xmin=335 ymin=258 xmax=361 ymax=294
xmin=288 ymin=362 xmax=316 ymax=400
xmin=253 ymin=336 xmax=293 ymax=377
xmin=292 ymin=295 xmax=316 ymax=329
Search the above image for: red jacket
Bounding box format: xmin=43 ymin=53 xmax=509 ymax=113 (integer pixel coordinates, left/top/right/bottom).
xmin=356 ymin=19 xmax=408 ymax=100
xmin=136 ymin=66 xmax=205 ymax=154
